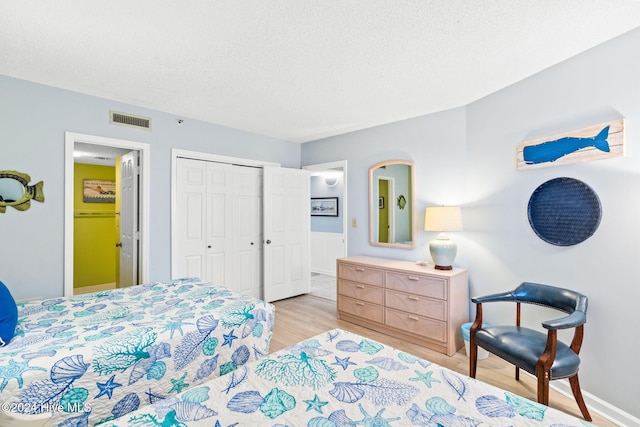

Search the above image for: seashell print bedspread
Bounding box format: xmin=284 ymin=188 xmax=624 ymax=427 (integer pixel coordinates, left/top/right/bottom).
xmin=102 ymin=328 xmax=593 ymax=427
xmin=0 ymin=278 xmax=275 ymax=426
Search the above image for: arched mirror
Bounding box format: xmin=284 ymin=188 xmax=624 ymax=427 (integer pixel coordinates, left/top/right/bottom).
xmin=0 ymin=170 xmax=44 ymax=213
xmin=368 ymin=160 xmax=416 ymax=249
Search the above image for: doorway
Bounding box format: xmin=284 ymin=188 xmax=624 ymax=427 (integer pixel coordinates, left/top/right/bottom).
xmin=64 ymin=132 xmax=150 ymax=297
xmin=304 ymin=160 xmax=347 ymax=301
xmin=377 ymin=176 xmax=395 ymax=243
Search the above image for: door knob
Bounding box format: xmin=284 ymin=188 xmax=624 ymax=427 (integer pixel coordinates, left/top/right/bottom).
xmin=250 ymin=242 xmax=254 ymax=245
xmin=207 ymin=245 xmax=212 ymax=249
xmin=265 ymin=239 xmax=271 ymax=244
xmin=115 ymin=242 xmax=122 ymax=247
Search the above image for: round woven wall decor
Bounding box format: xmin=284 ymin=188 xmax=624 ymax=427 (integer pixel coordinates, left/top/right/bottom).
xmin=527 ymin=177 xmax=601 ymax=246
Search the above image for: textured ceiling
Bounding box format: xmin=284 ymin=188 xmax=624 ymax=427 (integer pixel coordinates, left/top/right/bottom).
xmin=2 ymin=1 xmax=640 ymax=143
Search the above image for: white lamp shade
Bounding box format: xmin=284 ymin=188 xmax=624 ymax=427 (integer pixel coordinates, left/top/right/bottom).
xmin=424 ymin=206 xmax=463 ymax=232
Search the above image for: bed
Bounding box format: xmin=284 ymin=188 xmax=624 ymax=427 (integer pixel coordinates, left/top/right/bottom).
xmin=0 ymin=278 xmax=275 ymax=427
xmin=101 ymin=328 xmax=592 ymax=427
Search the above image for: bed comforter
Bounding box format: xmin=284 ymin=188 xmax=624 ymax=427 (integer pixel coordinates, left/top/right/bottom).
xmin=0 ymin=278 xmax=275 ymax=426
xmin=102 ymin=328 xmax=592 ymax=427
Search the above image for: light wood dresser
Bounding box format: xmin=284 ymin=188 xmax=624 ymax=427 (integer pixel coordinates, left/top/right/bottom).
xmin=337 ymin=255 xmax=469 ymax=356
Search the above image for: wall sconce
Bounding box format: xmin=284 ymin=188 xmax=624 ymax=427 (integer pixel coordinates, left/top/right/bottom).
xmin=424 ymin=206 xmax=463 ymax=270
xmin=325 ymin=176 xmax=338 ymax=187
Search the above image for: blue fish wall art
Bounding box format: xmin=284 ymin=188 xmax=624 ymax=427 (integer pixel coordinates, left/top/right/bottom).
xmin=516 ymin=119 xmax=624 ymax=171
xmin=523 ymin=126 xmax=610 ymax=164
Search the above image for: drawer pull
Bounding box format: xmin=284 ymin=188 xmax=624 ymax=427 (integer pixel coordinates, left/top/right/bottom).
xmin=356 ymin=302 xmax=365 ymax=306
xmin=408 ymin=296 xmax=419 ymax=301
xmin=356 ymin=285 xmax=365 ymax=289
xmin=356 ymin=267 xmax=365 ymax=271
xmin=408 ymin=315 xmax=420 ymax=321
xmin=408 ymin=276 xmax=420 ymax=281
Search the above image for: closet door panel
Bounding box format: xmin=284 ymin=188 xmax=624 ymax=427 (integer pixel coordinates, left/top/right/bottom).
xmin=205 ymin=162 xmax=233 ymax=285
xmin=232 ymin=166 xmax=262 ymax=298
xmin=175 ymin=158 xmax=207 ymax=280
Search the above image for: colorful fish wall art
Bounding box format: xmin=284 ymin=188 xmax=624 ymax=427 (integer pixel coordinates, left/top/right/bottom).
xmin=0 ymin=170 xmax=45 ymax=213
xmin=516 ymin=119 xmax=624 ymax=171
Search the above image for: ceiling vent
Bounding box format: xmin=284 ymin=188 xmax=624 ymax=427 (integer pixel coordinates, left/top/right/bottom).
xmin=109 ymin=110 xmax=152 ymax=130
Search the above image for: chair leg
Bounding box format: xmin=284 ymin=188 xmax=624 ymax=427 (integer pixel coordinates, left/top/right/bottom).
xmin=569 ymin=375 xmax=592 ymax=421
xmin=515 ymin=366 xmax=520 ymax=381
xmin=469 ymin=340 xmax=478 ymax=378
xmin=537 ymin=371 xmax=550 ymax=406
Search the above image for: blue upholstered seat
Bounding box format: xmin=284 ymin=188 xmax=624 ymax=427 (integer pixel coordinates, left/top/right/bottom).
xmin=474 ymin=326 xmax=580 ymax=379
xmin=469 ymin=282 xmax=591 ymax=421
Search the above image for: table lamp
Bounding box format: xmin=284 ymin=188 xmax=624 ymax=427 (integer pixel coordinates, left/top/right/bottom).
xmin=424 ymin=206 xmax=463 ymax=270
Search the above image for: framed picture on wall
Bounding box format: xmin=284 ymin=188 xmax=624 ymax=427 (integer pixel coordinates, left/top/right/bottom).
xmin=83 ymin=179 xmax=116 ymax=203
xmin=311 ymin=197 xmax=338 ymax=216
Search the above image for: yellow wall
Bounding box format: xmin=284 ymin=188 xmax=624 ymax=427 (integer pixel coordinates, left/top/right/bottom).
xmin=378 ymin=179 xmax=389 ymax=242
xmin=73 ymin=164 xmax=117 ymax=288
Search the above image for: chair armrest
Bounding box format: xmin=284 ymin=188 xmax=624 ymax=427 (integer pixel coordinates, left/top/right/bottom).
xmin=543 ymin=311 xmax=586 ymax=330
xmin=471 ymin=290 xmax=514 ymax=304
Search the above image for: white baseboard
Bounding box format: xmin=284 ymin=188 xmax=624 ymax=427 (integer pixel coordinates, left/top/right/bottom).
xmin=517 ymin=373 xmax=640 ymax=426
xmin=311 ymin=268 xmax=335 ymax=276
xmin=73 ymin=282 xmax=116 ymax=295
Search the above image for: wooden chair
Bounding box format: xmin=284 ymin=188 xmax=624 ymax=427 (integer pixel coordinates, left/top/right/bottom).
xmin=469 ymin=282 xmax=591 ymax=421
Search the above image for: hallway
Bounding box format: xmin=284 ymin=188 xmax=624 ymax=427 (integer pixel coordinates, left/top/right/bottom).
xmin=309 ymin=272 xmax=336 ymax=301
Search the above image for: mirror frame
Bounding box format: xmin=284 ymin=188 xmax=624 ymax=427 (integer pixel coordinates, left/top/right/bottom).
xmin=368 ymin=159 xmax=416 ymax=249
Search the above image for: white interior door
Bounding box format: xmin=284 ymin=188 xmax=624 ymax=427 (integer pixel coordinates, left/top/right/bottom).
xmin=263 ymin=166 xmax=310 ymax=302
xmin=118 ymin=151 xmax=138 ymax=287
xmin=205 ymin=162 xmax=233 ymax=285
xmin=175 ymin=158 xmax=206 ymax=279
xmin=174 ymin=158 xmax=233 ymax=284
xmin=232 ymin=165 xmax=262 ymax=298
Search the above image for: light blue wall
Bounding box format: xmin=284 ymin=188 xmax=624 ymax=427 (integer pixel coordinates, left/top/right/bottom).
xmin=302 ymin=106 xmax=468 ymax=262
xmin=0 ymin=75 xmax=301 ymax=301
xmin=3 ymin=25 xmax=640 ymax=419
xmin=302 ymin=27 xmax=640 ymax=420
xmin=463 ymin=27 xmax=640 ymax=419
xmin=310 ymin=175 xmax=343 ymax=233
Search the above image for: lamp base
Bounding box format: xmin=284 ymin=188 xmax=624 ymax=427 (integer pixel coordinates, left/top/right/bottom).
xmin=428 ymin=232 xmax=458 ymax=271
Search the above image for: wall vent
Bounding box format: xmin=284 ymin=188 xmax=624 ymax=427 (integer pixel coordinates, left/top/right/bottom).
xmin=109 ymin=110 xmax=152 ymax=130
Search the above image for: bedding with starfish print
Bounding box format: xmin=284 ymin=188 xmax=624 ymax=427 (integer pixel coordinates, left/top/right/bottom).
xmin=102 ymin=328 xmax=593 ymax=427
xmin=0 ymin=278 xmax=275 ymax=426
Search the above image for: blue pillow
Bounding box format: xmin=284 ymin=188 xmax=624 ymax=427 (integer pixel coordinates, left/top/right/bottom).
xmin=0 ymin=281 xmax=18 ymax=347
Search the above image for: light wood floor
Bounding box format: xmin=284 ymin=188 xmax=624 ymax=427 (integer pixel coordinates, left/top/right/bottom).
xmin=271 ymin=294 xmax=614 ymax=427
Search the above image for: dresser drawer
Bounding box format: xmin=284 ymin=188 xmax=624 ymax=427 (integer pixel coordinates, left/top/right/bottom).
xmin=339 ymin=280 xmax=384 ymax=305
xmin=338 ymin=263 xmax=384 ymax=287
xmin=385 ymin=289 xmax=446 ymax=321
xmin=385 ymin=307 xmax=446 ymax=343
xmin=338 ymin=296 xmax=384 ymax=323
xmin=386 ymin=271 xmax=447 ymax=299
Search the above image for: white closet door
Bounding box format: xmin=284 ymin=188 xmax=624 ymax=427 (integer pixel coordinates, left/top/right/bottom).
xmin=175 ymin=158 xmax=233 ymax=283
xmin=175 ymin=158 xmax=207 ymax=279
xmin=263 ymin=166 xmax=310 ymax=302
xmin=232 ymin=165 xmax=262 ymax=298
xmin=175 ymin=159 xmax=309 ymax=301
xmin=205 ymin=161 xmax=233 ymax=285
